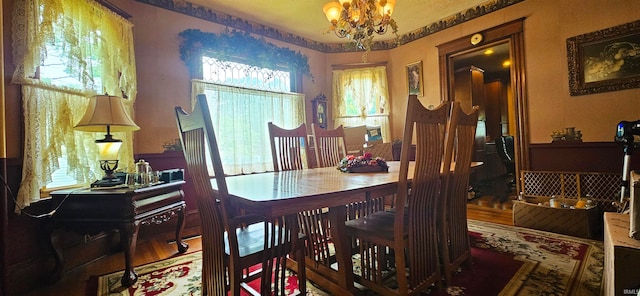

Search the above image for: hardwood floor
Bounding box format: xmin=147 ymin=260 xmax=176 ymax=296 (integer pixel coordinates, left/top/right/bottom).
xmin=467 ymin=195 xmax=514 ymax=226
xmin=21 ymin=228 xmax=203 ymax=296
xmin=21 ymin=198 xmax=513 ymax=296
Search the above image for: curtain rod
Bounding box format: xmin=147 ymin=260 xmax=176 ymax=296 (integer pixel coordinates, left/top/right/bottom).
xmin=331 ymin=62 xmax=387 ymax=70
xmin=96 ymin=0 xmax=132 ymax=19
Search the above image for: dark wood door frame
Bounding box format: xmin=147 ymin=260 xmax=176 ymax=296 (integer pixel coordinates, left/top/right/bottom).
xmin=437 ymin=18 xmax=529 ymax=185
xmin=1 ymin=1 xmax=7 ymax=293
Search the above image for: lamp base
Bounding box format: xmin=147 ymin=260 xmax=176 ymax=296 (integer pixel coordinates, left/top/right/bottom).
xmin=91 ymin=178 xmax=124 ymax=188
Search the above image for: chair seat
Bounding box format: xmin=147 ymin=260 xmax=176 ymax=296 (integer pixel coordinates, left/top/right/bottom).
xmin=344 ymin=211 xmax=407 ymax=243
xmin=225 ymin=222 xmax=305 ymax=258
xmin=225 ymin=222 xmax=273 ymax=258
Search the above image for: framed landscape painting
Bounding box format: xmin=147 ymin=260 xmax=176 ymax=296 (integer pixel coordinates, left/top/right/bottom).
xmin=567 ymin=20 xmax=640 ymax=96
xmin=406 ymin=61 xmax=423 ymax=96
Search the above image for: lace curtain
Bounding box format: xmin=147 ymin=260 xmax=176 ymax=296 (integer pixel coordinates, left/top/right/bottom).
xmin=332 ymin=66 xmax=391 ymax=142
xmin=192 ymin=80 xmax=305 ymax=175
xmin=12 ymin=0 xmax=137 ymax=209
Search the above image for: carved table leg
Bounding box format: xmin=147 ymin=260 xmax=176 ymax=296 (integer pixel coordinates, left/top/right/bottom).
xmin=119 ymin=221 xmax=140 ymax=287
xmin=175 ymin=204 xmax=188 ymax=253
xmin=44 ymin=223 xmax=63 ymax=284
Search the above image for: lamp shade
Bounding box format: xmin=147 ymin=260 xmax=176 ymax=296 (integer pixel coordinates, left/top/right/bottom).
xmin=74 ymin=94 xmax=140 ymax=133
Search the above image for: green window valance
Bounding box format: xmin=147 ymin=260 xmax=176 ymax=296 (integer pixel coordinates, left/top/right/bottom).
xmin=179 ymin=29 xmax=312 ymax=79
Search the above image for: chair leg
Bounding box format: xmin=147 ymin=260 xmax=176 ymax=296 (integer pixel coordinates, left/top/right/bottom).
xmin=230 ymin=268 xmax=243 ymax=296
xmin=438 ymin=218 xmax=453 ymax=285
xmin=296 ymin=238 xmax=307 ymax=295
xmin=394 ymin=246 xmax=409 ymax=295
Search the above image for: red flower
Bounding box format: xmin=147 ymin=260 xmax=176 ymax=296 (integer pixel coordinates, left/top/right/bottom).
xmin=363 ymin=152 xmax=373 ymax=160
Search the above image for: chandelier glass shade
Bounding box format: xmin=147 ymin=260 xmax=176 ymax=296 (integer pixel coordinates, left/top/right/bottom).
xmin=323 ymin=0 xmax=399 ymax=52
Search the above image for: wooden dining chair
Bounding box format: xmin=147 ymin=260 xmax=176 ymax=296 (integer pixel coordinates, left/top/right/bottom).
xmin=311 ymin=123 xmax=347 ymax=168
xmin=311 ymin=122 xmax=388 ymax=216
xmin=175 ymin=94 xmax=306 ymax=296
xmin=344 ymin=95 xmax=455 ymax=295
xmin=268 ymin=122 xmax=310 ymax=172
xmin=308 ymin=124 xmax=387 ymax=276
xmin=267 ymin=122 xmax=338 ymax=277
xmin=439 ymin=103 xmax=479 ymax=284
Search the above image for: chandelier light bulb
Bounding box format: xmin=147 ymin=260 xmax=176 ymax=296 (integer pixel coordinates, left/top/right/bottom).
xmin=387 ymin=0 xmax=395 ymax=11
xmin=380 ymin=0 xmax=395 ymax=16
xmin=339 ymin=0 xmax=351 ymax=9
xmin=351 ymin=7 xmax=362 ymax=23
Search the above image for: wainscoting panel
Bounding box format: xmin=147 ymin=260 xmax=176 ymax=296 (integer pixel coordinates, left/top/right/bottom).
xmin=528 ymin=142 xmax=638 ymax=173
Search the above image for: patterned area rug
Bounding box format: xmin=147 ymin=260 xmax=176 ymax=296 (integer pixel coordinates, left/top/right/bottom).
xmin=88 ymin=220 xmax=604 ymax=295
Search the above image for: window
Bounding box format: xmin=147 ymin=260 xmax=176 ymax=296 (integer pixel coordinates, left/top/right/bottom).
xmin=44 ymin=146 xmax=77 ymax=188
xmin=38 ymin=29 xmax=104 ymax=92
xmin=11 ymin=0 xmax=137 ymax=208
xmin=202 ymin=57 xmax=291 ymax=92
xmin=332 ymin=66 xmax=391 ymax=142
xmin=193 ymin=57 xmax=304 ymax=175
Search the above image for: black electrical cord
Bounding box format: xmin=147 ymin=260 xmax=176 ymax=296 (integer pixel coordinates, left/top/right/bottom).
xmin=0 ymin=173 xmax=85 ymax=219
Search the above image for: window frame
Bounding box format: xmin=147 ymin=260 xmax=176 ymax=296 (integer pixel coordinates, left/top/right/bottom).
xmin=192 ymin=53 xmax=305 ymax=174
xmin=11 ymin=0 xmax=137 ymax=208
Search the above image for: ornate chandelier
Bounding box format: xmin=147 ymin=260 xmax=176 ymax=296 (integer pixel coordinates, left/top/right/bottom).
xmin=323 ymin=0 xmax=399 ymax=52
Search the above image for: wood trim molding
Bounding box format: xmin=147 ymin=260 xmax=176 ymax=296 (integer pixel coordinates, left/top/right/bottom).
xmin=437 ymin=18 xmax=525 ymax=100
xmin=1 ymin=0 xmax=8 ymax=292
xmin=528 ymin=141 xmax=634 ymax=173
xmin=437 ymin=18 xmax=528 ymax=184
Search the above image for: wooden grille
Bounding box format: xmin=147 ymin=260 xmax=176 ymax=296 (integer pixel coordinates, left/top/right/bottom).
xmin=520 ymin=170 xmax=620 ymax=212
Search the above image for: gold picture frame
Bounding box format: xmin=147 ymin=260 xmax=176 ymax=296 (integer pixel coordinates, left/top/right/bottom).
xmin=406 ymin=61 xmax=424 ymax=97
xmin=312 ymin=93 xmax=327 ymax=129
xmin=567 ymin=20 xmax=640 ymax=96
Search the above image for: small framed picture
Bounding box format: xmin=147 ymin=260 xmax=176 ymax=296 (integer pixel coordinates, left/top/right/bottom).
xmin=312 ymin=93 xmax=327 ymax=129
xmin=406 ymin=61 xmax=424 ymax=97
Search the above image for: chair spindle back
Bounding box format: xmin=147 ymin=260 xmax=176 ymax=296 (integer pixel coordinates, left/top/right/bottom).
xmin=312 ymin=123 xmax=347 ymax=168
xmin=268 ymin=122 xmax=310 ymax=172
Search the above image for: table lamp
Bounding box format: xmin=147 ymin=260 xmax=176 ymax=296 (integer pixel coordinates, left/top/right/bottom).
xmin=74 ymin=94 xmax=140 ymax=186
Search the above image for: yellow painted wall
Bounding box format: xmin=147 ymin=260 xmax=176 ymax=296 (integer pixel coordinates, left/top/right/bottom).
xmin=380 ymin=0 xmax=640 ymax=144
xmin=130 ymin=1 xmax=329 ymax=153
xmin=3 ymin=0 xmax=640 ymax=155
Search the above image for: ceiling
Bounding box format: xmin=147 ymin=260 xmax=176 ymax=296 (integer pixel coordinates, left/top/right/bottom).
xmin=454 ymin=42 xmax=511 ymax=74
xmin=187 ymin=0 xmax=494 ymax=44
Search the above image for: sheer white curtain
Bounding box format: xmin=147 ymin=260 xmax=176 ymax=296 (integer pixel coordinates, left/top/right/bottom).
xmin=192 ymin=80 xmax=305 ymax=175
xmin=332 ymin=66 xmax=391 ymax=142
xmin=12 ymin=0 xmax=137 ymax=208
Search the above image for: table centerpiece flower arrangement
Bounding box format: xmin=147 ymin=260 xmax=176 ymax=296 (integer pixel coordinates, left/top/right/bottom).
xmin=338 ymin=152 xmax=389 ymax=173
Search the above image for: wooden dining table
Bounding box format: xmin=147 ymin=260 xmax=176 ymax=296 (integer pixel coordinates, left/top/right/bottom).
xmin=217 ymin=161 xmax=481 ymax=295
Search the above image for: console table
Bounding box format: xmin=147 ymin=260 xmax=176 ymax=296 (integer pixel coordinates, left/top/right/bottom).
xmin=48 ymin=181 xmax=188 ymax=287
xmin=604 ymin=212 xmax=640 ymax=295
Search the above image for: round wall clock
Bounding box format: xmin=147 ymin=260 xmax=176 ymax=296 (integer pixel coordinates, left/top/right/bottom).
xmin=470 ymin=33 xmax=483 ymax=45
